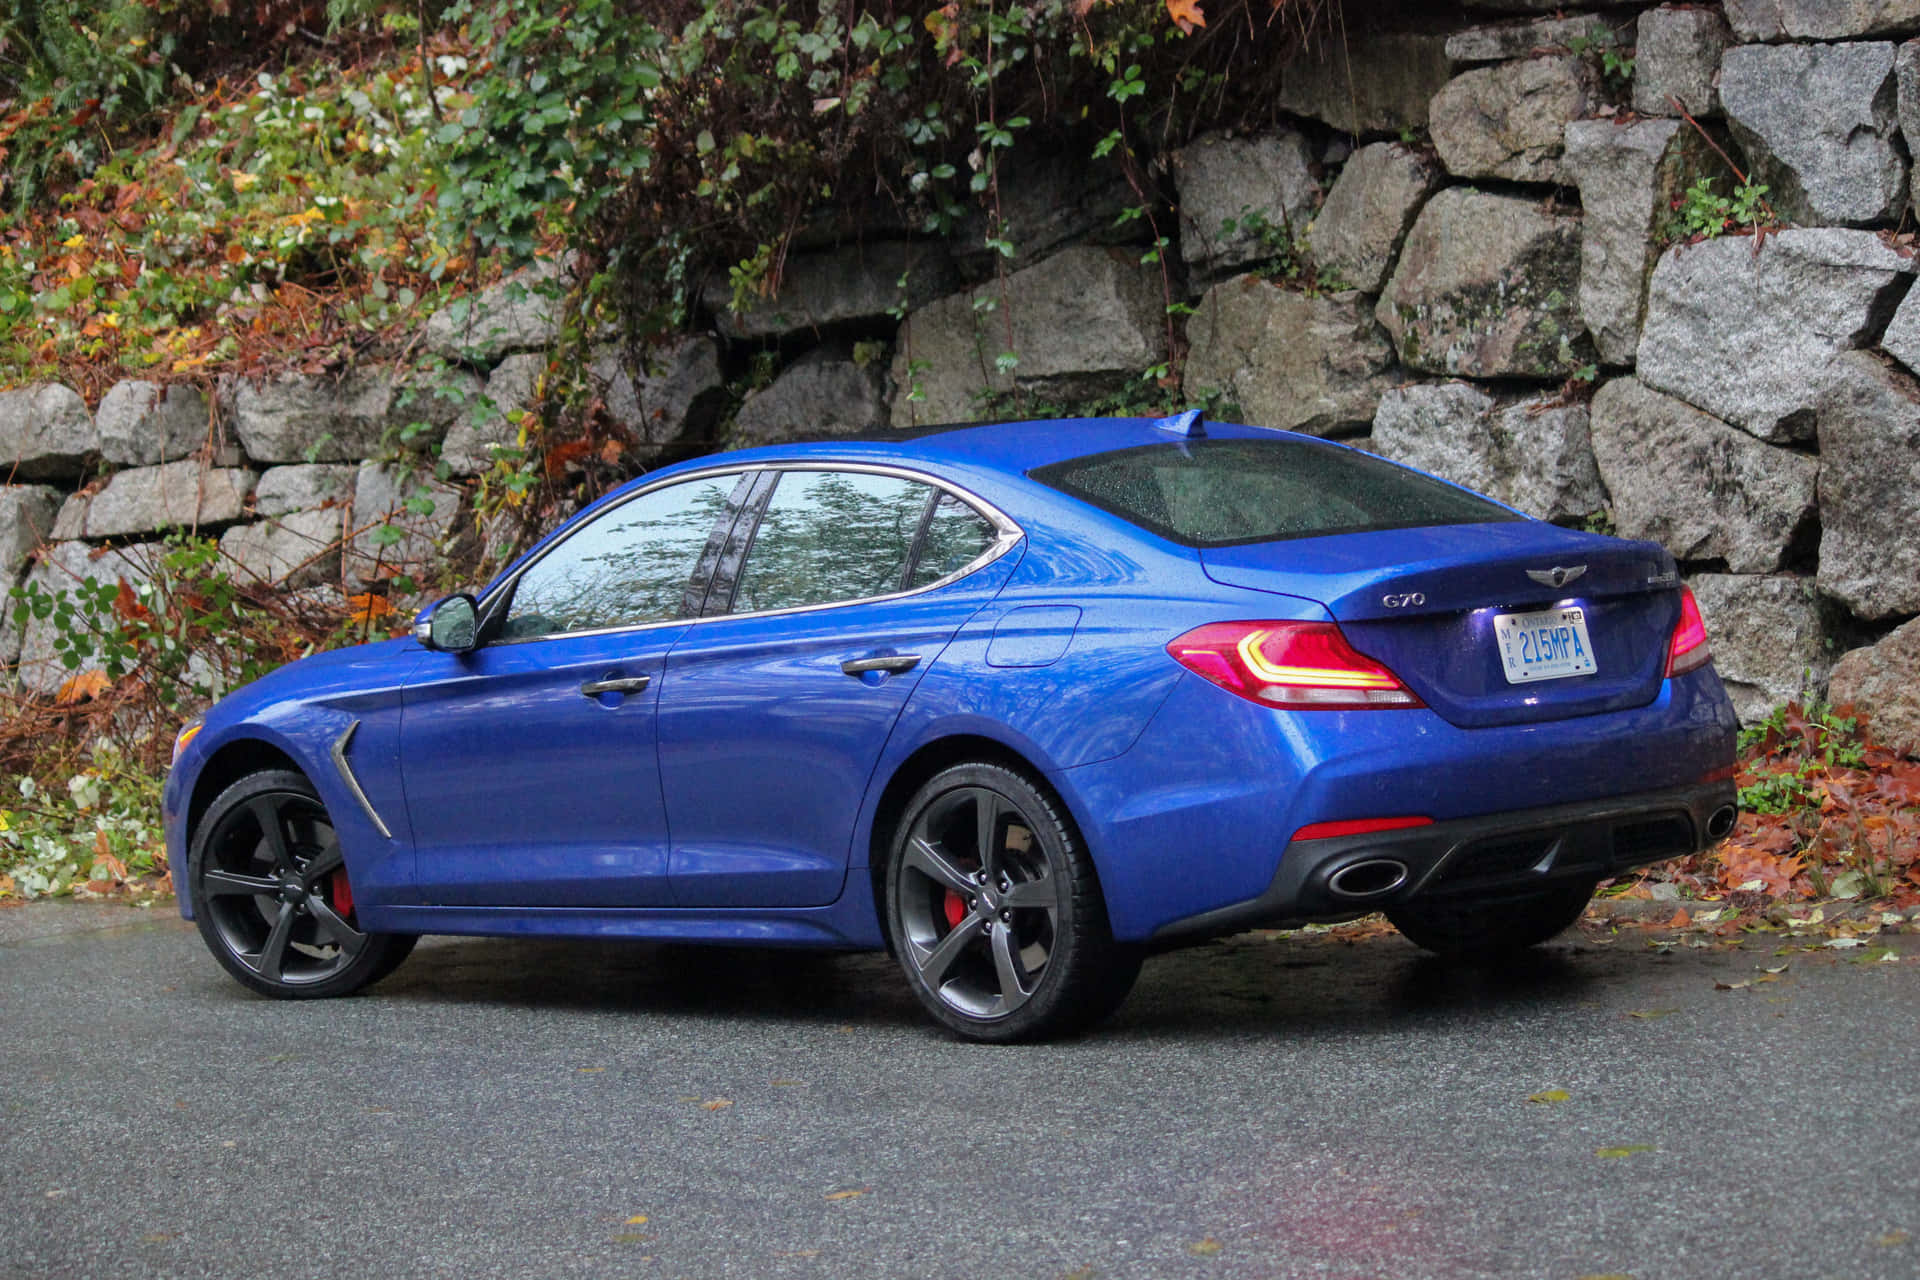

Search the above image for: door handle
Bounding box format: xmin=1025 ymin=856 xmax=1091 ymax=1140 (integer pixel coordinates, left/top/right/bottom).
xmin=840 ymin=654 xmax=922 ymax=677
xmin=580 ymin=675 xmax=652 ymax=698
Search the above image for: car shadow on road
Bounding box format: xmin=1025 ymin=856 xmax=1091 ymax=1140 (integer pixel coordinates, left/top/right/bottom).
xmin=365 ymin=928 xmax=1615 ymax=1042
xmin=1104 ymin=933 xmax=1608 ymax=1041
xmin=378 ymin=934 xmax=926 ymax=1027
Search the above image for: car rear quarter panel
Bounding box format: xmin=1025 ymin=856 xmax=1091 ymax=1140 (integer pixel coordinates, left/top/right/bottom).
xmin=852 ymin=499 xmax=1325 ymax=875
xmin=1061 ymin=666 xmax=1738 ymax=940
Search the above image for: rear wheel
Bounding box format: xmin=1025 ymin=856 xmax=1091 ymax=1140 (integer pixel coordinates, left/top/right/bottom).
xmin=189 ymin=769 xmax=415 ymax=999
xmin=1386 ymin=882 xmax=1596 ymax=958
xmin=885 ymin=763 xmax=1140 ymax=1043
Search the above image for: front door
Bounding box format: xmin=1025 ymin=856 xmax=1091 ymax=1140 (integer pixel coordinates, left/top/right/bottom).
xmin=401 ymin=470 xmax=748 ymax=906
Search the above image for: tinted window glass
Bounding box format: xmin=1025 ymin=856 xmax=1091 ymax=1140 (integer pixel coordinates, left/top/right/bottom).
xmin=733 ymin=471 xmax=929 ymax=613
xmin=1031 ymin=438 xmax=1520 ymax=547
xmin=908 ymin=493 xmax=997 ymax=589
xmin=502 ymin=473 xmax=740 ymax=638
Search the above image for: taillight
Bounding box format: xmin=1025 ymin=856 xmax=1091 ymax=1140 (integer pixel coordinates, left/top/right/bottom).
xmin=1166 ymin=620 xmax=1423 ymax=710
xmin=1666 ymin=586 xmax=1710 ymax=677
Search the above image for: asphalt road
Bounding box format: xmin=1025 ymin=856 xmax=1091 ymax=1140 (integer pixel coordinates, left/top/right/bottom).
xmin=2 ymin=902 xmax=1917 ymax=1280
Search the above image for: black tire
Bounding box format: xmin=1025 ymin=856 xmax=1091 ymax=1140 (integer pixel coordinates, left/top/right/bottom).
xmin=189 ymin=769 xmax=415 ymax=999
xmin=884 ymin=762 xmax=1141 ymax=1043
xmin=1386 ymin=882 xmax=1597 ymax=958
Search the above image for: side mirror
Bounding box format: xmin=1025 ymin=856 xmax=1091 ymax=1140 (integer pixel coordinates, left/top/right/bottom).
xmin=414 ymin=594 xmax=479 ymax=653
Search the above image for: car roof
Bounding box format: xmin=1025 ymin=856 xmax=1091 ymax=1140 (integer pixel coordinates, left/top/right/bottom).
xmin=658 ymin=415 xmax=1309 ymax=478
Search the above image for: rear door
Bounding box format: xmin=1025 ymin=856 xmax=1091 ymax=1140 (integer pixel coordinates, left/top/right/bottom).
xmin=657 ymin=467 xmax=1018 ymax=908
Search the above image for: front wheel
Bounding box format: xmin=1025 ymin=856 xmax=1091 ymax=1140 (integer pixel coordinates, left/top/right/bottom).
xmin=189 ymin=769 xmax=415 ymax=999
xmin=884 ymin=763 xmax=1141 ymax=1043
xmin=1386 ymin=882 xmax=1597 ymax=958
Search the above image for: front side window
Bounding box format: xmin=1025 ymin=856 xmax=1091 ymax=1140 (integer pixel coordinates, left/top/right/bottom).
xmin=501 ymin=472 xmax=743 ymax=638
xmin=731 ymin=471 xmax=931 ymax=614
xmin=1031 ymin=438 xmax=1521 ymax=547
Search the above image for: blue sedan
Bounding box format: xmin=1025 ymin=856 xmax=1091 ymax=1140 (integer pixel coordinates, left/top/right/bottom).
xmin=163 ymin=412 xmax=1738 ymax=1041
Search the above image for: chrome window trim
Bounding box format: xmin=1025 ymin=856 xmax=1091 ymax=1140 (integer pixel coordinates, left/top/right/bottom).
xmin=482 ymin=460 xmax=1024 ymax=647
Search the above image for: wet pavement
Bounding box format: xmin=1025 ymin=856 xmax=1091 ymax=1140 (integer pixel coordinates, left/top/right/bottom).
xmin=2 ymin=901 xmax=1916 ymax=1279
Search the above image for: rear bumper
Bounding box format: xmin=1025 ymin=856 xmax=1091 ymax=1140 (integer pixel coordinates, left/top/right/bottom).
xmin=1150 ymin=780 xmax=1735 ymax=942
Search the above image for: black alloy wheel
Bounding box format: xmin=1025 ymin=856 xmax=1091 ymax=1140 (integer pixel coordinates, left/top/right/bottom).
xmin=885 ymin=763 xmax=1140 ymax=1042
xmin=1385 ymin=881 xmax=1598 ymax=959
xmin=190 ymin=770 xmax=415 ymax=999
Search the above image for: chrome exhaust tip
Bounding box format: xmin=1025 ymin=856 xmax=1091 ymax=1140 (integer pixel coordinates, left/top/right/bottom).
xmin=1705 ymin=805 xmax=1738 ymax=841
xmin=1326 ymin=859 xmax=1412 ymax=900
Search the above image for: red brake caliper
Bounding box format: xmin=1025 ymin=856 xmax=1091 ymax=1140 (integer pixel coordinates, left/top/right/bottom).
xmin=330 ymin=867 xmax=355 ymax=919
xmin=942 ymin=889 xmax=967 ymax=930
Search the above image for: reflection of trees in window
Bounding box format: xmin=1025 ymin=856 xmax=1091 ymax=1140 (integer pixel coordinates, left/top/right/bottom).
xmin=504 ymin=474 xmax=739 ymax=637
xmin=1035 ymin=440 xmax=1516 ymax=547
xmin=908 ymin=494 xmax=995 ymax=589
xmin=734 ymin=472 xmax=929 ymax=613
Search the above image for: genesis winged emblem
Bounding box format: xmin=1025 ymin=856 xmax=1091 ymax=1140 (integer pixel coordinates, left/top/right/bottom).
xmin=1526 ymin=564 xmax=1587 ymax=589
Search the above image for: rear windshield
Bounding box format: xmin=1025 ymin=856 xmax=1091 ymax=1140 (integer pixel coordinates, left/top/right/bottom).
xmin=1030 ymin=438 xmax=1521 ymax=547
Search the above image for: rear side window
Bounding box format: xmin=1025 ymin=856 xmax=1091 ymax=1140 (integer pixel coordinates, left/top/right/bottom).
xmin=731 ymin=471 xmax=930 ymax=613
xmin=1030 ymin=438 xmax=1520 ymax=547
xmin=908 ymin=493 xmax=998 ymax=589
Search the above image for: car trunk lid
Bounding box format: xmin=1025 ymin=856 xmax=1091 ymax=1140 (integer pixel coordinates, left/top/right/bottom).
xmin=1200 ymin=523 xmax=1683 ymax=729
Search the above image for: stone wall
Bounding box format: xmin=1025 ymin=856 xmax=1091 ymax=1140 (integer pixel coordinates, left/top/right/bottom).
xmin=2 ymin=1 xmax=1917 ymax=750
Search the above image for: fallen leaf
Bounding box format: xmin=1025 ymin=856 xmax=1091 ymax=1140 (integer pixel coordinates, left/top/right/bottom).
xmin=1627 ymin=1008 xmax=1677 ymax=1020
xmin=54 ymin=669 xmax=112 ymax=705
xmin=1165 ymin=0 xmax=1206 ymax=33
xmin=624 ymin=1214 xmax=648 ymax=1225
xmin=1188 ymin=1238 xmax=1223 ymax=1257
xmin=702 ymin=1098 xmax=733 ymax=1111
xmin=1826 ymin=937 xmax=1866 ymax=949
xmin=347 ymin=593 xmax=394 ymax=624
xmin=576 ymin=1066 xmax=605 ymax=1074
xmin=825 ymin=1188 xmax=868 ymax=1201
xmin=1527 ymin=1089 xmax=1571 ymax=1104
xmin=1596 ymin=1144 xmax=1655 ymax=1159
xmin=1877 ymin=1229 xmax=1911 ymax=1247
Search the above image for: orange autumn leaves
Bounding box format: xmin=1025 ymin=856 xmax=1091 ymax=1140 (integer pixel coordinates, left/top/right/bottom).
xmin=1068 ymin=0 xmax=1206 ymax=31
xmin=1165 ymin=0 xmax=1207 ymax=33
xmin=1631 ymin=703 xmax=1920 ymax=911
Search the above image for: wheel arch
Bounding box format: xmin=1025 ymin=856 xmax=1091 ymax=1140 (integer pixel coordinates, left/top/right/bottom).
xmin=186 ymin=737 xmax=305 ymax=852
xmin=864 ymin=733 xmax=1094 ymax=953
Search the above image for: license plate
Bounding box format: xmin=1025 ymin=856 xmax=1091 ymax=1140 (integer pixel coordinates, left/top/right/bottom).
xmin=1494 ymin=606 xmax=1598 ymax=685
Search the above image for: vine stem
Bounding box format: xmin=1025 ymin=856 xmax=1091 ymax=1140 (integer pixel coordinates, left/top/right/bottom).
xmin=1670 ymin=92 xmax=1782 ymax=243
